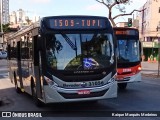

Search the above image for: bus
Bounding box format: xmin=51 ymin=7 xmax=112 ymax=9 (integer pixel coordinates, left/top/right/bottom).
xmin=7 ymin=16 xmax=117 ymax=106
xmin=113 ymin=27 xmax=141 ymax=90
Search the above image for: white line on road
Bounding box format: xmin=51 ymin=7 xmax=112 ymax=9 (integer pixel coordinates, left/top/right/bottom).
xmin=0 ymin=73 xmax=9 ymax=80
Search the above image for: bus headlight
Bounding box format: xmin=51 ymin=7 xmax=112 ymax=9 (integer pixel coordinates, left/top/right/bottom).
xmin=108 ymin=74 xmax=116 ymax=83
xmin=138 ymin=67 xmax=142 ymax=71
xmin=44 ymin=76 xmax=58 ymax=87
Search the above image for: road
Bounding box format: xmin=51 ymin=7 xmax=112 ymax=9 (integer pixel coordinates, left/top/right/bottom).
xmin=0 ymin=60 xmax=160 ymax=120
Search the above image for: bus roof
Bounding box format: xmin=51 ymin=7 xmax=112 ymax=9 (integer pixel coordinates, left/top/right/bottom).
xmin=42 ymin=15 xmax=108 ymax=19
xmin=41 ymin=15 xmax=111 ymax=30
xmin=7 ymin=15 xmax=112 ymax=40
xmin=113 ymin=27 xmax=139 ymax=36
xmin=113 ymin=27 xmax=138 ymax=31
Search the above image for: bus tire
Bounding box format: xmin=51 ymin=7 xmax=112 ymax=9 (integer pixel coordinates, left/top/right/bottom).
xmin=118 ymin=83 xmax=127 ymax=90
xmin=14 ymin=73 xmax=22 ymax=93
xmin=31 ymin=80 xmax=43 ymax=107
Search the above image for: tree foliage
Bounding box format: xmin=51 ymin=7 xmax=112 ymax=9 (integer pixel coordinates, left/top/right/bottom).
xmin=0 ymin=23 xmax=11 ymax=33
xmin=96 ymin=0 xmax=145 ymax=26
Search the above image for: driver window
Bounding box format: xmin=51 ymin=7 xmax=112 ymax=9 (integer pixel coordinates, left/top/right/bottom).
xmin=46 ymin=35 xmax=58 ymax=69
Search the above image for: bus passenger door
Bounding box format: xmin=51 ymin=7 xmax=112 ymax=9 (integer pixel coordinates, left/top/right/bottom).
xmin=21 ymin=36 xmax=32 ymax=93
xmin=17 ymin=41 xmax=24 ymax=91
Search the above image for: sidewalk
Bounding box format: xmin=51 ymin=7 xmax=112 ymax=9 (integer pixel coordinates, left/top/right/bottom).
xmin=141 ymin=61 xmax=159 ymax=75
xmin=141 ymin=62 xmax=160 ymax=81
xmin=141 ymin=62 xmax=160 ymax=86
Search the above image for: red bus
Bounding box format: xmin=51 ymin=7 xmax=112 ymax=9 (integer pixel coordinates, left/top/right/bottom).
xmin=113 ymin=27 xmax=141 ymax=90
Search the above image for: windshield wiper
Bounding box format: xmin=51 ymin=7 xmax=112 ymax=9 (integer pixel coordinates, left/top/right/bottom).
xmin=61 ymin=33 xmax=77 ymax=58
xmin=61 ymin=33 xmax=77 ymax=50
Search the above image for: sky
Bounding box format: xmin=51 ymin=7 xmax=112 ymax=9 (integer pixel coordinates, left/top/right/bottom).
xmin=9 ymin=0 xmax=147 ymax=24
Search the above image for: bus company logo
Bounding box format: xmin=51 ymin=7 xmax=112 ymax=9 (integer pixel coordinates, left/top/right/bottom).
xmin=80 ymin=82 xmax=87 ymax=87
xmin=63 ymin=82 xmax=87 ymax=88
xmin=102 ymin=71 xmax=107 ymax=75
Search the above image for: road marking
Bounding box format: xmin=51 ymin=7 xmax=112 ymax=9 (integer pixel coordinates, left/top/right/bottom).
xmin=0 ymin=73 xmax=9 ymax=80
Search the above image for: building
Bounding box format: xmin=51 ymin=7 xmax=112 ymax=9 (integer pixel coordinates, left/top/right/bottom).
xmin=9 ymin=11 xmax=17 ymax=25
xmin=10 ymin=9 xmax=41 ymax=28
xmin=16 ymin=9 xmax=27 ymax=25
xmin=0 ymin=0 xmax=9 ymax=46
xmin=138 ymin=0 xmax=160 ymax=61
xmin=0 ymin=0 xmax=9 ymax=24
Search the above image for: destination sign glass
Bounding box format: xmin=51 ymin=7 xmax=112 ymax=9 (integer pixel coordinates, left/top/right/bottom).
xmin=115 ymin=30 xmax=138 ymax=35
xmin=47 ymin=18 xmax=107 ymax=29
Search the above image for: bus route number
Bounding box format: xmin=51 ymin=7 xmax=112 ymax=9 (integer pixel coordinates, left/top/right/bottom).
xmin=88 ymin=81 xmax=104 ymax=87
xmin=123 ymin=68 xmax=131 ymax=72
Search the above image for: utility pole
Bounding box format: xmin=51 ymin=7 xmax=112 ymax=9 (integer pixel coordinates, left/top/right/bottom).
xmin=0 ymin=0 xmax=3 ymax=46
xmin=157 ymin=26 xmax=160 ymax=76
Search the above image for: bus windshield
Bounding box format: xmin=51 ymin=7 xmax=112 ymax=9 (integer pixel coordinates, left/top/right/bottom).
xmin=117 ymin=39 xmax=140 ymax=63
xmin=45 ymin=32 xmax=114 ymax=70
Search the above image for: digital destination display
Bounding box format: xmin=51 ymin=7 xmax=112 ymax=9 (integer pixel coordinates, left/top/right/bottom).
xmin=47 ymin=18 xmax=107 ymax=29
xmin=115 ymin=30 xmax=138 ymax=35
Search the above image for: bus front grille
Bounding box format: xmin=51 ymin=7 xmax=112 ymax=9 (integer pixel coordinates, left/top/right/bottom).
xmin=58 ymin=89 xmax=108 ymax=99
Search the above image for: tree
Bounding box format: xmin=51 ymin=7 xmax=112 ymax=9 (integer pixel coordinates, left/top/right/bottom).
xmin=0 ymin=23 xmax=11 ymax=33
xmin=96 ymin=0 xmax=145 ymax=26
xmin=25 ymin=16 xmax=32 ymax=25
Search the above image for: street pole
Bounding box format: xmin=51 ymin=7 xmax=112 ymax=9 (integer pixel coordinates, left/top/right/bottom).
xmin=0 ymin=0 xmax=3 ymax=46
xmin=157 ymin=26 xmax=160 ymax=77
xmin=158 ymin=46 xmax=160 ymax=76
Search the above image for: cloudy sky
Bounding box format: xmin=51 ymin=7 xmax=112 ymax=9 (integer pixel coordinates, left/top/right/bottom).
xmin=9 ymin=0 xmax=147 ymax=23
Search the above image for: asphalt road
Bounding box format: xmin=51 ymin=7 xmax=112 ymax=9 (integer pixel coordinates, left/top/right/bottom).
xmin=0 ymin=60 xmax=160 ymax=120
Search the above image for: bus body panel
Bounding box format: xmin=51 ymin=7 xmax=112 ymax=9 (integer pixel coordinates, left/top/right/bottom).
xmin=117 ymin=63 xmax=141 ymax=83
xmin=41 ymin=72 xmax=117 ymax=103
xmin=42 ymin=80 xmax=117 ymax=103
xmin=116 ymin=72 xmax=141 ymax=83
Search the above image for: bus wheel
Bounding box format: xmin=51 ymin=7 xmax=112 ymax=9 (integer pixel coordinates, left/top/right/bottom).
xmin=31 ymin=80 xmax=43 ymax=107
xmin=14 ymin=73 xmax=21 ymax=93
xmin=118 ymin=83 xmax=127 ymax=90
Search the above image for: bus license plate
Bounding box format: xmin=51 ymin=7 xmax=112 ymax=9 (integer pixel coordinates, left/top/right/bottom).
xmin=78 ymin=90 xmax=90 ymax=95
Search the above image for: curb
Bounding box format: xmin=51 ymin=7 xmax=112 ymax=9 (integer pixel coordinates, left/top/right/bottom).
xmin=141 ymin=73 xmax=160 ymax=79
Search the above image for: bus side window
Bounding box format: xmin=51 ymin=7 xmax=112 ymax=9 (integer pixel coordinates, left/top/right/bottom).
xmin=10 ymin=40 xmax=17 ymax=59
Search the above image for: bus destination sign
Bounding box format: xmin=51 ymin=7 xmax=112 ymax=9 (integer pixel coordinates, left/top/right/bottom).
xmin=115 ymin=30 xmax=138 ymax=35
xmin=48 ymin=18 xmax=106 ymax=29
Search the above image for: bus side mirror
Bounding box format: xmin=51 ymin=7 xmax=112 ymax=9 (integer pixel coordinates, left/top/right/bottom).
xmin=37 ymin=35 xmax=43 ymax=50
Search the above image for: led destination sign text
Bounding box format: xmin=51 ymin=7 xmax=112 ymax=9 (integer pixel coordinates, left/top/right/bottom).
xmin=115 ymin=30 xmax=138 ymax=35
xmin=48 ymin=18 xmax=106 ymax=29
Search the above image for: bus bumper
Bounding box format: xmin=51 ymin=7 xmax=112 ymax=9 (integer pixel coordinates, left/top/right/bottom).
xmin=116 ymin=72 xmax=141 ymax=83
xmin=42 ymin=81 xmax=117 ymax=103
